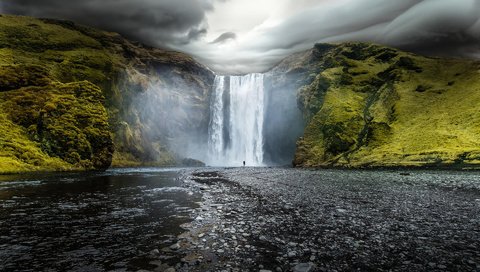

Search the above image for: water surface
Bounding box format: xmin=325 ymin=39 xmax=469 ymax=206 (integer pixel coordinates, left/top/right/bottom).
xmin=0 ymin=168 xmax=200 ymax=271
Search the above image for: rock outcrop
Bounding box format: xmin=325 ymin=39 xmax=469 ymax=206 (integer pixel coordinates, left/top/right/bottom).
xmin=276 ymin=43 xmax=480 ymax=168
xmin=0 ymin=15 xmax=213 ymax=173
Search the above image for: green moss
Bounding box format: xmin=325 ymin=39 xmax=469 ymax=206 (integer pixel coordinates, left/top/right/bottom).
xmin=294 ymin=42 xmax=480 ymax=168
xmin=0 ymin=64 xmax=51 ymax=91
xmin=0 ymin=14 xmax=213 ymax=173
xmin=0 ymin=108 xmax=73 ymax=173
xmin=0 ymin=81 xmax=113 ymax=171
xmin=0 ymin=16 xmax=102 ymax=52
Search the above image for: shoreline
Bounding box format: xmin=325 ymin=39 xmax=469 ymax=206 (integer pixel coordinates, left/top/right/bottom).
xmin=2 ymin=163 xmax=480 ymax=176
xmin=159 ymin=168 xmax=480 ymax=271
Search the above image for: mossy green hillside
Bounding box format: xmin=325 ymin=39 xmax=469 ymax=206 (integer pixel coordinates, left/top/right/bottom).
xmin=0 ymin=15 xmax=213 ymax=173
xmin=291 ymin=43 xmax=480 ymax=168
xmin=1 ymin=81 xmax=113 ymax=170
xmin=0 ymin=107 xmax=71 ymax=173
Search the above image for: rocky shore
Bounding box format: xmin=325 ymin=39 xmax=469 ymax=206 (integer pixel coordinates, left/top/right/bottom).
xmin=153 ymin=167 xmax=480 ymax=272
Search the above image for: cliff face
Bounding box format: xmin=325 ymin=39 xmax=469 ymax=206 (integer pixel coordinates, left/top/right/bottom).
xmin=281 ymin=43 xmax=480 ymax=168
xmin=3 ymin=14 xmax=480 ymax=172
xmin=263 ymin=52 xmax=312 ymax=165
xmin=0 ymin=15 xmax=213 ymax=173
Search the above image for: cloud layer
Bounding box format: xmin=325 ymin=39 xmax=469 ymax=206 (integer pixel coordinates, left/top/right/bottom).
xmin=0 ymin=0 xmax=214 ymax=46
xmin=198 ymin=0 xmax=480 ymax=73
xmin=1 ymin=0 xmax=480 ymax=73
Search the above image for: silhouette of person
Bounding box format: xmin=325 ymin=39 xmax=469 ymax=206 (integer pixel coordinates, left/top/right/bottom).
xmin=243 ymin=161 xmax=246 ymax=167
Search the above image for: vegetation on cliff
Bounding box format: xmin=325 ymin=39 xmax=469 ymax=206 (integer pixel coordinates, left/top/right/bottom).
xmin=2 ymin=14 xmax=480 ymax=171
xmin=0 ymin=15 xmax=213 ymax=173
xmin=0 ymin=81 xmax=112 ymax=172
xmin=289 ymin=43 xmax=480 ymax=168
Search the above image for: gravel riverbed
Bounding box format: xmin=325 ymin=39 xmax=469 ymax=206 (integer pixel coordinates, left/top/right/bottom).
xmin=158 ymin=167 xmax=480 ymax=272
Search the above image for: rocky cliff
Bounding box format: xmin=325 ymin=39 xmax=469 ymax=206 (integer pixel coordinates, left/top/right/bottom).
xmin=2 ymin=14 xmax=480 ymax=172
xmin=276 ymin=43 xmax=480 ymax=168
xmin=0 ymin=15 xmax=213 ymax=173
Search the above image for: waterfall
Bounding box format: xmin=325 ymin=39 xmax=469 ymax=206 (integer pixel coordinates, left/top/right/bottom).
xmin=207 ymin=73 xmax=265 ymax=166
xmin=207 ymin=76 xmax=226 ymax=165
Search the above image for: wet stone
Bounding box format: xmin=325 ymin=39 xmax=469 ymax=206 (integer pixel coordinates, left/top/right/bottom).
xmin=293 ymin=263 xmax=315 ymax=272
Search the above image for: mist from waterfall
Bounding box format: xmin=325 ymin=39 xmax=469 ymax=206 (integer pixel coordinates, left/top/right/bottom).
xmin=207 ymin=74 xmax=265 ymax=166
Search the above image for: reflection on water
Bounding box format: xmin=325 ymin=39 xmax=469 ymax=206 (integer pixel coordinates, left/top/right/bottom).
xmin=0 ymin=168 xmax=200 ymax=271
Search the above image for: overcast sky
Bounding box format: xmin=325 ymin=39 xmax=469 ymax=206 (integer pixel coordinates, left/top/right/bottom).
xmin=1 ymin=0 xmax=480 ymax=73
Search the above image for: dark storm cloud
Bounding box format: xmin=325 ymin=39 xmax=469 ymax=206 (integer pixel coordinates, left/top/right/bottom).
xmin=378 ymin=0 xmax=480 ymax=58
xmin=210 ymin=32 xmax=236 ymax=44
xmin=200 ymin=0 xmax=480 ymax=73
xmin=0 ymin=0 xmax=214 ymax=46
xmin=1 ymin=0 xmax=480 ymax=73
xmin=244 ymin=0 xmax=480 ymax=63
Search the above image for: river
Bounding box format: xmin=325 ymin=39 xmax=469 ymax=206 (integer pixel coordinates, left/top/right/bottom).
xmin=0 ymin=167 xmax=479 ymax=271
xmin=0 ymin=168 xmax=200 ymax=271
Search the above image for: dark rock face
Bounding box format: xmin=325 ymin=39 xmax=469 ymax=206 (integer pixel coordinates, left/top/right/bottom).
xmin=261 ymin=43 xmax=361 ymax=166
xmin=262 ymin=85 xmax=305 ymax=165
xmin=263 ymin=65 xmax=307 ymax=165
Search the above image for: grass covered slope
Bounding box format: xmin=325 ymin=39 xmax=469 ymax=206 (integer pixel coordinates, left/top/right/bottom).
xmin=1 ymin=82 xmax=113 ymax=170
xmin=291 ymin=43 xmax=480 ymax=168
xmin=0 ymin=15 xmax=213 ymax=173
xmin=0 ymin=16 xmax=115 ymax=172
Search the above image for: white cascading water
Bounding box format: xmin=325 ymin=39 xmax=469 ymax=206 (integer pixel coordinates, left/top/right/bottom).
xmin=207 ymin=75 xmax=226 ymax=165
xmin=207 ymin=73 xmax=265 ymax=166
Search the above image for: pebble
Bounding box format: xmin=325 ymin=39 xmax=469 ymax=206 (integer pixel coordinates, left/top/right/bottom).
xmin=149 ymin=249 xmax=160 ymax=255
xmin=287 ymin=251 xmax=297 ymax=258
xmin=179 ymin=169 xmax=480 ymax=272
xmin=293 ymin=262 xmax=315 ymax=272
xmin=169 ymin=243 xmax=180 ymax=250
